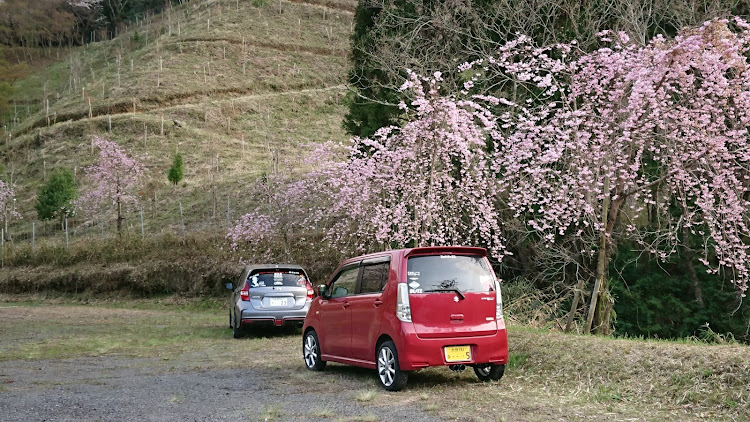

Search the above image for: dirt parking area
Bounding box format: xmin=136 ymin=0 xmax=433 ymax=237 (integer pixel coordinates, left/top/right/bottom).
xmin=1 ymin=300 xmax=744 ymax=421
xmin=0 ymin=357 xmax=438 ymax=421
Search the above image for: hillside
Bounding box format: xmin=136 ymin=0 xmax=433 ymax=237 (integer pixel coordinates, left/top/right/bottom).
xmin=2 ymin=0 xmax=355 ymax=241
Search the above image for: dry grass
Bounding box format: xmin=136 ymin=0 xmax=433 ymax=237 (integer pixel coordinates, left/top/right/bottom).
xmin=354 ymin=389 xmax=378 ymax=402
xmin=1 ymin=301 xmax=748 ymax=421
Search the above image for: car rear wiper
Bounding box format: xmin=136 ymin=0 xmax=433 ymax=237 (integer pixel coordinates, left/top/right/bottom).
xmin=425 ymin=288 xmax=465 ymax=300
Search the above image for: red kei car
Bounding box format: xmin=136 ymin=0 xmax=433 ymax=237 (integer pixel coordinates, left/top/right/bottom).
xmin=302 ymin=246 xmax=508 ymax=391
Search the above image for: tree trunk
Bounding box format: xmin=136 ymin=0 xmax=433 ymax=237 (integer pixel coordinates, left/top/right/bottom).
xmin=586 ymin=229 xmax=609 ymax=334
xmin=585 ymin=178 xmax=610 ymax=334
xmin=586 ymin=184 xmax=624 ymax=334
xmin=592 ymin=277 xmax=614 ymax=335
xmin=565 ymin=276 xmax=587 ymax=332
xmin=682 ymin=225 xmax=704 ymax=307
xmin=117 ymin=197 xmax=123 ymax=233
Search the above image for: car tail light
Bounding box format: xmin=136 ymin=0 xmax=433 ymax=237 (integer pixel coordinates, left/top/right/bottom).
xmin=240 ymin=284 xmax=250 ymax=301
xmin=306 ymin=282 xmax=314 ymax=300
xmin=495 ymin=280 xmax=503 ymax=320
xmin=396 ymin=283 xmax=412 ymax=322
xmin=298 ymin=279 xmax=314 ymax=300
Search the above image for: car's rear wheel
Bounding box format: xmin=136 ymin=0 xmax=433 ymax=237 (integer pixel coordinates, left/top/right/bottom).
xmin=473 ymin=363 xmax=505 ymax=381
xmin=232 ymin=311 xmax=244 ymax=339
xmin=303 ymin=330 xmax=326 ymax=371
xmin=377 ymin=341 xmax=408 ymax=391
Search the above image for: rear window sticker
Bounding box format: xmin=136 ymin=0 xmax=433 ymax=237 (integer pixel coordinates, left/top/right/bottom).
xmin=407 ymin=271 xmax=420 ymax=276
xmin=440 ymin=255 xmax=457 ymax=259
xmin=408 ymin=281 xmax=420 ymax=289
xmin=249 ymin=275 xmax=259 ymax=287
xmin=410 ymin=288 xmax=423 ymax=293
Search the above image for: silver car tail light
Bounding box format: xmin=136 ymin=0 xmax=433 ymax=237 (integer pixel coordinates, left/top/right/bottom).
xmin=396 ymin=283 xmax=412 ymax=322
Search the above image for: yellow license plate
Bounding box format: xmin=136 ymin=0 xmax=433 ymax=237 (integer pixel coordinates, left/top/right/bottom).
xmin=444 ymin=346 xmax=471 ymax=363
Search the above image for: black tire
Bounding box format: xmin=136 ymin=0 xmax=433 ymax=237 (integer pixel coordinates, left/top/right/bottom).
xmin=376 ymin=341 xmax=408 ymax=391
xmin=473 ymin=363 xmax=505 ymax=382
xmin=228 ymin=310 xmax=233 ymax=329
xmin=232 ymin=311 xmax=244 ymax=339
xmin=303 ymin=330 xmax=326 ymax=371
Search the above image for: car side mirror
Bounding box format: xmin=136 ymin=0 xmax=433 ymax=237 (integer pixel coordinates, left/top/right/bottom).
xmin=318 ymin=284 xmax=328 ymax=298
xmin=225 ymin=282 xmax=234 ymax=291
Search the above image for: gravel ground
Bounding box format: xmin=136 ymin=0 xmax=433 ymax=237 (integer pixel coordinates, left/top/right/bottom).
xmin=0 ymin=357 xmax=440 ymax=421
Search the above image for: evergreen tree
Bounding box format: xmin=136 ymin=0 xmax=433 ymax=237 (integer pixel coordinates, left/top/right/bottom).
xmin=167 ymin=153 xmax=183 ymax=185
xmin=343 ymin=2 xmax=399 ymax=138
xmin=35 ymin=168 xmax=77 ymax=229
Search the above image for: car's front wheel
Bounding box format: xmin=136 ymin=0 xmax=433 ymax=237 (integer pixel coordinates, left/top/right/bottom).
xmin=377 ymin=341 xmax=408 ymax=391
xmin=473 ymin=363 xmax=505 ymax=382
xmin=303 ymin=330 xmax=326 ymax=371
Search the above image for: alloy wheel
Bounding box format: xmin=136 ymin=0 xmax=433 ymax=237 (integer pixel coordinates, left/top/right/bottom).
xmin=378 ymin=346 xmax=396 ymax=387
xmin=304 ymin=334 xmax=318 ymax=368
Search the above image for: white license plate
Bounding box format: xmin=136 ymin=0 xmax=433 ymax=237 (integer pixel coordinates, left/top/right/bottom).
xmin=269 ymin=298 xmax=287 ymax=307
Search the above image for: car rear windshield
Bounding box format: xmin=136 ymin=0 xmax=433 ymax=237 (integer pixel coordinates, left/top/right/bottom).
xmin=247 ymin=270 xmax=307 ymax=288
xmin=406 ymin=255 xmax=495 ymax=294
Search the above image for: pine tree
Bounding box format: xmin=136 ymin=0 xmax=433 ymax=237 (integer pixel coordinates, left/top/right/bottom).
xmin=167 ymin=153 xmax=183 ymax=185
xmin=35 ymin=167 xmax=77 ymax=229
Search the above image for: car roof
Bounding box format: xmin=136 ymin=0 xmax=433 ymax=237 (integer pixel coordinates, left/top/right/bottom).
xmin=339 ymin=246 xmax=487 ymax=266
xmin=244 ymin=264 xmax=307 ymax=273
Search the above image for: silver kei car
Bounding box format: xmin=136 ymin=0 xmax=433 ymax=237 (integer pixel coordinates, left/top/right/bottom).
xmin=226 ymin=264 xmax=314 ymax=338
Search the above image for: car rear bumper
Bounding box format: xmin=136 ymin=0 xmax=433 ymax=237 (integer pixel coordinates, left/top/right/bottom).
xmin=395 ymin=318 xmax=509 ymax=371
xmin=239 ymin=308 xmax=308 ymax=327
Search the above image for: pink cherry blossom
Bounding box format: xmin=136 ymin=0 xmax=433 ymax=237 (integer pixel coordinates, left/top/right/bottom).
xmin=76 ymin=136 xmax=146 ymax=232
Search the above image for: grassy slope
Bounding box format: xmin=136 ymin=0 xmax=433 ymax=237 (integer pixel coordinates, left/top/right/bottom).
xmin=4 ymin=0 xmax=354 ymax=237
xmin=1 ymin=300 xmax=748 ymax=421
xmin=0 ymin=0 xmax=355 ymax=290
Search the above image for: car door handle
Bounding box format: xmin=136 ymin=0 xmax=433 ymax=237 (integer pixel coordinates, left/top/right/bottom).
xmin=342 ymin=302 xmax=351 ymax=308
xmin=373 ymin=299 xmax=383 ymax=307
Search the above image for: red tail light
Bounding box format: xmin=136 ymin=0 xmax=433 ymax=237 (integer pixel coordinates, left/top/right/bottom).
xmin=240 ymin=284 xmax=249 ymax=301
xmin=306 ymin=282 xmax=314 ymax=300
xmin=298 ymin=278 xmax=314 ymax=300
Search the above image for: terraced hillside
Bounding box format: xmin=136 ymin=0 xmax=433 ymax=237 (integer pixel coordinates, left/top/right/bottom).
xmin=3 ymin=0 xmax=355 ymax=239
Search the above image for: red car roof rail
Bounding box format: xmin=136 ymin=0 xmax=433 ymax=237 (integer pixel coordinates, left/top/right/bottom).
xmin=404 ymin=246 xmax=487 ymax=257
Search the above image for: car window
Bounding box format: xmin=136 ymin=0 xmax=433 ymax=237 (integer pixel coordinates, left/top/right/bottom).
xmin=406 ymin=255 xmax=494 ymax=294
xmin=330 ymin=266 xmax=359 ymax=298
xmin=360 ymin=262 xmax=389 ymax=294
xmin=248 ymin=270 xmax=308 ymax=288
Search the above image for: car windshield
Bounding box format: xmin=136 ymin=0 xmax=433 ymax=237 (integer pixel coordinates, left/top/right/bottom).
xmin=406 ymin=255 xmax=494 ymax=294
xmin=247 ymin=270 xmax=307 ymax=288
